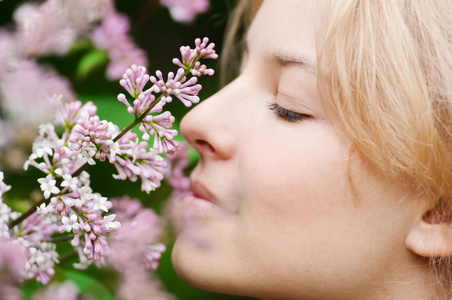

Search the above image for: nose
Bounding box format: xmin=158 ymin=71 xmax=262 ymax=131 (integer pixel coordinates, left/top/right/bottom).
xmin=180 ymin=87 xmax=237 ymax=161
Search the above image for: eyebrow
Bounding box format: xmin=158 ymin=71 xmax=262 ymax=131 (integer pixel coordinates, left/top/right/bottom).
xmin=267 ymin=52 xmax=318 ymax=75
xmin=243 ymin=40 xmax=318 ymax=75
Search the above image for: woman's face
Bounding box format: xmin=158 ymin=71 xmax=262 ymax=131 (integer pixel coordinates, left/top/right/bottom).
xmin=172 ymin=0 xmax=426 ymax=299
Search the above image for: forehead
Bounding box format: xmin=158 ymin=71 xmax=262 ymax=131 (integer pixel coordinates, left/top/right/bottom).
xmin=247 ymin=0 xmax=317 ymax=61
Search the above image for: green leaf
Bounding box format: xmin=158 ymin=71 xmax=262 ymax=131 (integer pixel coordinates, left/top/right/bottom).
xmin=68 ymin=38 xmax=94 ymax=55
xmin=51 ymin=265 xmax=68 ymax=283
xmin=65 ymin=270 xmax=115 ymax=300
xmin=76 ymin=49 xmax=109 ymax=81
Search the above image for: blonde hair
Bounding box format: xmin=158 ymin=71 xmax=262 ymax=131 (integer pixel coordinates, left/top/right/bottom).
xmin=223 ymin=0 xmax=452 ymax=296
xmin=220 ymin=0 xmax=262 ymax=85
xmin=316 ymin=0 xmax=452 ymax=295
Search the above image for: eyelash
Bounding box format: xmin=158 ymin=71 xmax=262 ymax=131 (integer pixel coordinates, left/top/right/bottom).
xmin=268 ymin=103 xmax=311 ymax=123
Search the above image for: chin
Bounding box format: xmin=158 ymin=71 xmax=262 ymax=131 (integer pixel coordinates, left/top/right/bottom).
xmin=171 ymin=235 xmax=248 ymax=297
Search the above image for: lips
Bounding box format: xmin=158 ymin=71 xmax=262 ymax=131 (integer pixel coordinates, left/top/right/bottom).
xmin=180 ymin=179 xmax=232 ymax=218
xmin=189 ymin=180 xmax=218 ymax=205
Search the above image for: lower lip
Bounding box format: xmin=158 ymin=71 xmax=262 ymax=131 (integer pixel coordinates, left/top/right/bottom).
xmin=181 ymin=195 xmax=231 ymax=218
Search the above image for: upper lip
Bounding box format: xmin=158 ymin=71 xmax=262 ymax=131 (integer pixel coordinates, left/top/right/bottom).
xmin=189 ymin=179 xmax=219 ymax=205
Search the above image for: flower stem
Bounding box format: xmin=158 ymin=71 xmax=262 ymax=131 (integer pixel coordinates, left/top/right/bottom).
xmin=112 ymin=94 xmax=163 ymax=143
xmin=59 ymin=251 xmax=78 ymax=265
xmin=46 ymin=235 xmax=74 ymax=243
xmin=8 ymin=198 xmax=46 ymax=228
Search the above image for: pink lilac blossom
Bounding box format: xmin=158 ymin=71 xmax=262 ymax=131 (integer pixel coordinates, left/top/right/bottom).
xmin=54 ymin=100 xmax=97 ymax=130
xmin=22 ymin=99 xmax=127 ymax=269
xmin=160 ymin=0 xmax=210 ymax=24
xmin=64 ymin=0 xmax=115 ymax=36
xmin=31 ymin=281 xmax=80 ymax=300
xmin=0 ymin=172 xmax=12 ymax=239
xmin=0 ymin=239 xmax=27 ymax=300
xmin=8 ymin=207 xmax=60 ymax=285
xmin=110 ymin=132 xmax=168 ymax=192
xmin=91 ymin=13 xmax=148 ymax=80
xmin=116 ymin=38 xmax=217 ymax=153
xmin=12 ymin=0 xmax=115 ymax=58
xmin=22 ymin=242 xmax=59 ymax=285
xmin=2 ymin=208 xmax=60 ymax=285
xmin=172 ymin=37 xmax=218 ymax=76
xmin=13 ymin=0 xmax=77 ymax=57
xmin=1 ymin=37 xmax=217 ymax=290
xmin=141 ymin=111 xmax=180 ymax=154
xmin=0 ymin=30 xmax=17 ymax=75
xmin=0 ymin=0 xmax=139 ymax=162
xmin=0 ymin=238 xmax=27 ymax=280
xmin=68 ymin=112 xmax=113 ymax=152
xmin=150 ymin=68 xmax=202 ymax=107
xmin=107 ymin=197 xmax=173 ymax=300
xmin=0 ymin=60 xmax=75 ymax=126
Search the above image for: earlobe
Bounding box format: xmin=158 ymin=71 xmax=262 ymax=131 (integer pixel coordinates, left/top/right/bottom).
xmin=406 ymin=218 xmax=452 ymax=257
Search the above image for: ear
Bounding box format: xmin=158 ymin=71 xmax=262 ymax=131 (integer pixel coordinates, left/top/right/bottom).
xmin=406 ymin=212 xmax=452 ymax=257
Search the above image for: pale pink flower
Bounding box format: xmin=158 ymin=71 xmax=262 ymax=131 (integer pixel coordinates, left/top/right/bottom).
xmin=172 ymin=37 xmax=218 ymax=76
xmin=82 ymin=232 xmax=108 ymax=261
xmin=90 ymin=194 xmax=110 ymax=212
xmin=0 ymin=172 xmax=11 ymax=197
xmin=102 ymin=214 xmax=120 ymax=230
xmin=117 ymin=65 xmax=159 ymax=116
xmin=119 ymin=64 xmax=150 ymax=97
xmin=0 ymin=60 xmax=75 ymax=125
xmin=69 ymin=112 xmax=112 ymax=151
xmin=150 ymin=68 xmax=202 ymax=107
xmin=0 ymin=30 xmax=17 ymax=75
xmin=0 ymin=239 xmax=27 ymax=300
xmin=61 ymin=215 xmax=80 ymax=233
xmin=106 ymin=198 xmax=171 ymax=300
xmin=143 ymin=243 xmax=166 ymax=270
xmin=111 ymin=139 xmax=168 ymax=193
xmin=140 ymin=111 xmax=180 ymax=154
xmin=37 ymin=174 xmax=60 ymax=199
xmin=22 ymin=242 xmax=59 ymax=285
xmin=80 ymin=149 xmax=97 ymax=166
xmin=64 ymin=0 xmax=115 ymax=35
xmin=0 ymin=238 xmax=27 ymax=281
xmin=31 ymin=281 xmax=79 ymax=300
xmin=54 ymin=100 xmax=83 ymax=127
xmin=13 ymin=0 xmax=77 ymax=57
xmin=0 ymin=286 xmax=24 ymax=300
xmin=91 ymin=13 xmax=148 ymax=80
xmin=160 ymin=0 xmax=210 ymax=24
xmin=61 ymin=174 xmax=79 ymax=192
xmin=36 ymin=203 xmax=55 ymax=216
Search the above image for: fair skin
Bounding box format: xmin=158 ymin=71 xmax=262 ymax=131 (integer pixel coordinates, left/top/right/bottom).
xmin=172 ymin=0 xmax=439 ymax=299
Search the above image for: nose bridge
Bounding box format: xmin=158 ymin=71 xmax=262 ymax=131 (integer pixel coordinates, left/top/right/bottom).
xmin=180 ymin=77 xmax=246 ymax=160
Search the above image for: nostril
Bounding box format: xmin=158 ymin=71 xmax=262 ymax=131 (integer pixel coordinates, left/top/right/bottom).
xmin=196 ymin=139 xmax=215 ymax=153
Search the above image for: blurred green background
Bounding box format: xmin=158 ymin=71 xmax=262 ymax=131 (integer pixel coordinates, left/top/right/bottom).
xmin=0 ymin=0 xmax=254 ymax=299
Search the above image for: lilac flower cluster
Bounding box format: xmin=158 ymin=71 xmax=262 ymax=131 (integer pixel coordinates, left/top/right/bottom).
xmin=91 ymin=13 xmax=148 ymax=80
xmin=0 ymin=174 xmax=58 ymax=288
xmin=107 ymin=197 xmax=174 ymax=300
xmin=118 ymin=37 xmax=217 ymax=155
xmin=0 ymin=238 xmax=27 ymax=300
xmin=160 ymin=0 xmax=210 ymax=24
xmin=12 ymin=0 xmax=113 ymax=58
xmin=0 ymin=0 xmax=137 ymax=171
xmin=0 ymin=38 xmax=217 ymax=291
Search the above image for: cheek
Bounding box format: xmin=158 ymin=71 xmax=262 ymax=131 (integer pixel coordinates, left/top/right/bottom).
xmin=234 ymin=123 xmax=360 ymax=265
xmin=240 ymin=122 xmax=351 ymax=224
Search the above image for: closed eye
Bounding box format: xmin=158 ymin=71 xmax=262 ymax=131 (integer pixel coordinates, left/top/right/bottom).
xmin=268 ymin=103 xmax=311 ymax=123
